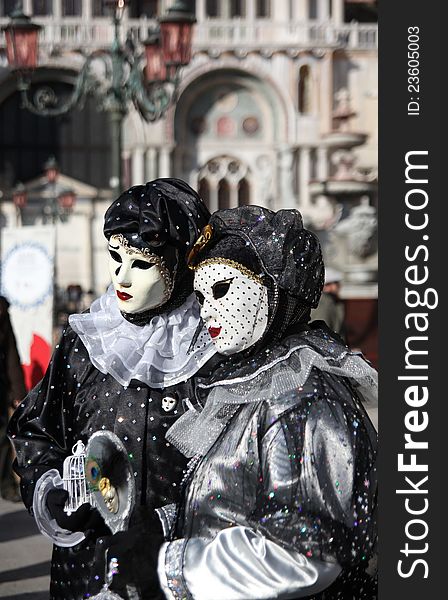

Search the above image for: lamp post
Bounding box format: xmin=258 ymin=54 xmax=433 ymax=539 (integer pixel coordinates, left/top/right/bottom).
xmin=2 ymin=0 xmax=196 ymax=197
xmin=12 ymin=156 xmax=77 ymax=224
xmin=42 ymin=156 xmax=77 ymax=224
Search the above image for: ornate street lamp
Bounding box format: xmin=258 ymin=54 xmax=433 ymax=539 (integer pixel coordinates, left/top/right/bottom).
xmin=12 ymin=182 xmax=27 ymax=208
xmin=44 ymin=155 xmax=59 ymax=184
xmin=2 ymin=6 xmax=41 ymax=70
xmin=42 ymin=156 xmax=77 ymax=223
xmin=2 ymin=0 xmax=196 ymax=196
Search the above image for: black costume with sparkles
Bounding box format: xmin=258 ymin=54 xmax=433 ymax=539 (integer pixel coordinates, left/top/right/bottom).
xmin=8 ymin=179 xmax=212 ymax=600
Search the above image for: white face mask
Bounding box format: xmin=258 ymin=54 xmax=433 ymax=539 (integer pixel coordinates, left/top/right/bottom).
xmin=194 ymin=262 xmax=269 ymax=355
xmin=108 ymin=235 xmax=170 ymax=314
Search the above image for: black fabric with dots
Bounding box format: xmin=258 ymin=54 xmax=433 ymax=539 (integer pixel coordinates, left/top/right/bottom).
xmin=8 ymin=325 xmax=210 ymax=600
xmin=104 ymin=178 xmax=210 ymax=271
xmin=191 ymin=205 xmax=325 ymax=309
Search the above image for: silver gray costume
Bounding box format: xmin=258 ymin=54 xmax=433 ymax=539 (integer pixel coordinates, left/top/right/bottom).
xmin=158 ymin=329 xmax=378 ymax=600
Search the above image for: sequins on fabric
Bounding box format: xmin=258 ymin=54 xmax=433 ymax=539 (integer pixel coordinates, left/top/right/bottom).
xmin=164 ymin=540 xmax=190 ymax=600
xmin=166 ymin=328 xmax=377 ymax=459
xmin=8 ymin=325 xmax=198 ymax=600
xmin=172 ymin=365 xmax=377 ymax=595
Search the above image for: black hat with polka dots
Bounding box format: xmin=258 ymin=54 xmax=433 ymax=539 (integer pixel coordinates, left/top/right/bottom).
xmin=104 ymin=178 xmax=210 ymax=265
xmin=190 ymin=205 xmax=324 ymax=310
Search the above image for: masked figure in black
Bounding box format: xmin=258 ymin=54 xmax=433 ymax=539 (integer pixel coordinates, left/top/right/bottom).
xmin=8 ymin=179 xmax=216 ymax=600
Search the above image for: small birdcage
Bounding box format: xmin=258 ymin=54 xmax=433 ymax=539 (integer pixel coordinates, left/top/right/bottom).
xmin=62 ymin=440 xmax=92 ymax=514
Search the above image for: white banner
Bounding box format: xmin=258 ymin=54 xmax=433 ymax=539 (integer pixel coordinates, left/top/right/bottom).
xmin=1 ymin=226 xmax=55 ymax=389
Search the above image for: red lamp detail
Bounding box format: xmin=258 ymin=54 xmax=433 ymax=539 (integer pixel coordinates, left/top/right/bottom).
xmin=44 ymin=156 xmax=60 ymax=183
xmin=159 ymin=1 xmax=196 ymax=67
xmin=143 ymin=31 xmax=167 ymax=82
xmin=2 ymin=8 xmax=41 ymax=70
xmin=58 ymin=190 xmax=76 ymax=210
xmin=13 ymin=183 xmax=27 ymax=208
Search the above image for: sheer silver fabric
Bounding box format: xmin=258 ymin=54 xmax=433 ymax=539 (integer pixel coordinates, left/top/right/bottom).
xmin=161 ymin=369 xmax=376 ymax=598
xmin=69 ymin=288 xmax=216 ymax=388
xmin=166 ymin=329 xmax=377 ymax=458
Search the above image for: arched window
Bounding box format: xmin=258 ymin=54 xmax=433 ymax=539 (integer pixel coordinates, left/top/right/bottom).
xmin=230 ymin=0 xmax=245 ymax=17
xmin=128 ymin=0 xmax=159 ymax=18
xmin=308 ymin=0 xmax=318 ymax=20
xmin=197 ymin=157 xmax=251 ymax=211
xmin=32 ymin=0 xmax=52 ymax=16
xmin=206 ymin=0 xmax=219 ymax=18
xmin=238 ymin=178 xmax=250 ymax=206
xmin=256 ymin=0 xmax=270 ymax=18
xmin=198 ymin=178 xmax=210 ymax=209
xmin=218 ymin=179 xmax=230 ymax=209
xmin=0 ymin=0 xmax=16 ymax=17
xmin=0 ymin=84 xmax=112 ymax=188
xmin=62 ymin=0 xmax=82 ymax=16
xmin=298 ymin=65 xmax=312 ymax=114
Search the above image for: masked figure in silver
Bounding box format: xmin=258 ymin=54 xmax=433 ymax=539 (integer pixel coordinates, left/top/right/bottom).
xmin=157 ymin=206 xmax=378 ymax=600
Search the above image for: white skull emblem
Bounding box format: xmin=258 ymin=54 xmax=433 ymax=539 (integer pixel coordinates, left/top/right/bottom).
xmin=162 ymin=396 xmax=177 ymax=412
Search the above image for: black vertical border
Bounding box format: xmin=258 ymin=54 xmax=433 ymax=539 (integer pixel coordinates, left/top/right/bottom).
xmin=379 ymin=2 xmax=444 ymax=597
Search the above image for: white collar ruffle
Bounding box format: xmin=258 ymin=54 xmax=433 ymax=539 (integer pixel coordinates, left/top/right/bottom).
xmin=69 ymin=286 xmax=216 ymax=389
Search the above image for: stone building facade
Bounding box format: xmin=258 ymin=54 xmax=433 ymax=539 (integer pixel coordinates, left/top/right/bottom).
xmin=0 ymin=0 xmax=378 ymax=360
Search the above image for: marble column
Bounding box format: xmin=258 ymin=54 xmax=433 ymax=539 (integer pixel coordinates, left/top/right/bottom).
xmin=230 ymin=182 xmax=239 ymax=208
xmin=295 ymin=0 xmax=307 ymax=20
xmin=145 ymin=147 xmax=158 ymax=181
xmin=221 ymin=0 xmax=230 ymax=19
xmin=159 ymin=147 xmax=172 ymax=178
xmin=318 ymin=0 xmax=330 ymax=20
xmin=332 ymin=0 xmax=345 ymax=25
xmin=299 ymin=146 xmax=311 ymax=210
xmin=131 ymin=147 xmax=145 ymax=185
xmin=23 ymin=0 xmax=32 ymax=15
xmin=196 ymin=0 xmax=206 ymax=21
xmin=278 ymin=146 xmax=296 ymax=209
xmin=319 ymin=51 xmax=333 ymax=134
xmin=82 ymin=0 xmax=92 ymax=19
xmin=53 ymin=0 xmax=62 ymax=19
xmin=247 ymin=0 xmax=256 ymax=21
xmin=272 ymin=0 xmax=289 ymax=21
xmin=316 ymin=146 xmax=329 ymax=180
xmin=209 ymin=181 xmax=219 ymax=213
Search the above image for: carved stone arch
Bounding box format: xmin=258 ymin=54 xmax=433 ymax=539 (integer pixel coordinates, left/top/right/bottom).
xmin=0 ymin=67 xmax=112 ymax=188
xmin=296 ymin=55 xmax=318 ymax=115
xmin=0 ymin=66 xmax=81 ymax=104
xmin=165 ymin=57 xmax=296 ymax=145
xmin=197 ymin=156 xmax=253 ymax=212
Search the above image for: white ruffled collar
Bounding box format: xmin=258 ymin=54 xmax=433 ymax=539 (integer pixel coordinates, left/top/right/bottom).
xmin=69 ymin=286 xmax=216 ymax=389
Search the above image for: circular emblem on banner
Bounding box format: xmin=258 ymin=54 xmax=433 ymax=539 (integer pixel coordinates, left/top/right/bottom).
xmin=1 ymin=241 xmax=53 ymax=309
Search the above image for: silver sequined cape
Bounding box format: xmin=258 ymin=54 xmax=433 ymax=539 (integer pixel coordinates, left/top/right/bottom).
xmin=159 ymin=328 xmax=378 ymax=600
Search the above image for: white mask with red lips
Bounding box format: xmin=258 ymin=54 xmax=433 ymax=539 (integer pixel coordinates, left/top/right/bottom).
xmin=194 ymin=262 xmax=269 ymax=355
xmin=108 ymin=235 xmax=169 ymax=314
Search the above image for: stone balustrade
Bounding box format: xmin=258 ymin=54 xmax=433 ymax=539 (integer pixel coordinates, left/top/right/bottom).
xmin=0 ymin=17 xmax=377 ymax=56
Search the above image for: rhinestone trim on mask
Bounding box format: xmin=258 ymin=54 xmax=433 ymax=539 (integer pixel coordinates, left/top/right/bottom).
xmin=193 ymin=258 xmax=264 ymax=286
